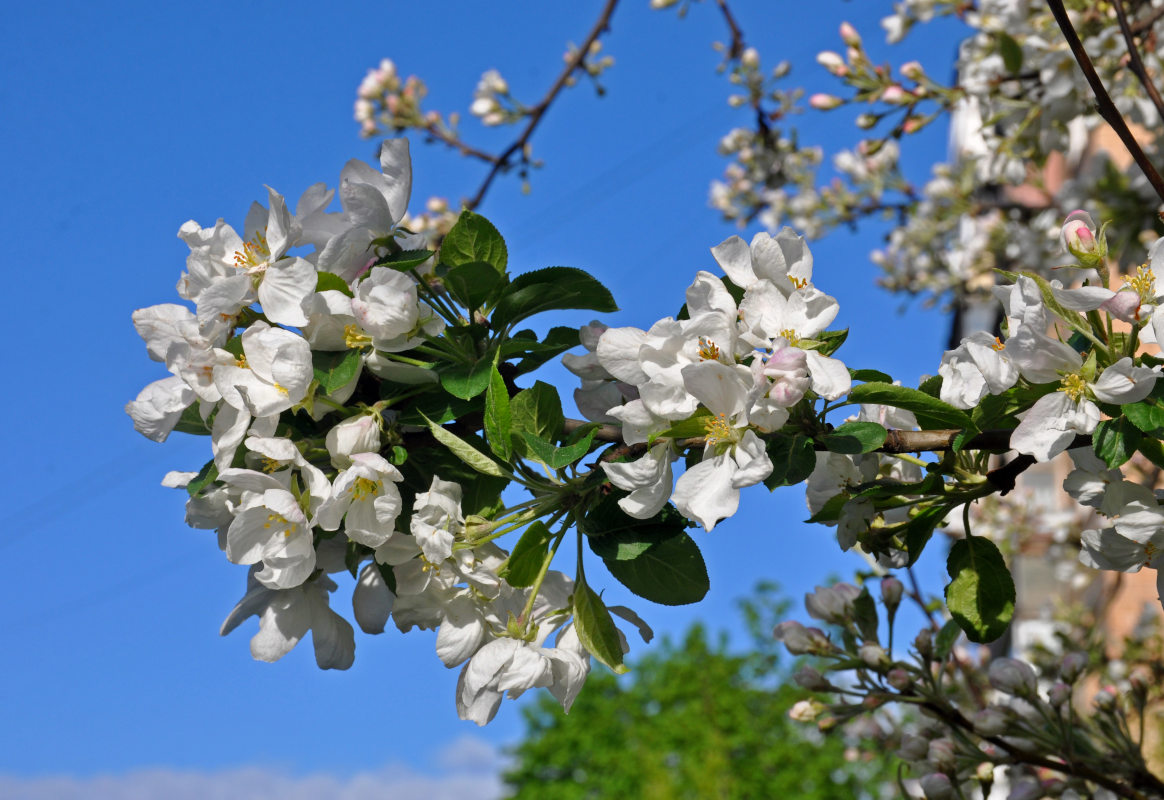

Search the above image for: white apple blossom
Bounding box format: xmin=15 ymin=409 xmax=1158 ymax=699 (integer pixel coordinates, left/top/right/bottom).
xmin=316 ymin=453 xmax=404 ymax=548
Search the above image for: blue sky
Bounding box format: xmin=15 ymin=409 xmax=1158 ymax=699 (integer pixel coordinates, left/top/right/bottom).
xmin=0 ymin=1 xmax=967 ymax=795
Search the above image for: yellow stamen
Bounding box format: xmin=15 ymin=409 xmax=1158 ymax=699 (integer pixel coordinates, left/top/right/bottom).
xmin=344 ymin=324 xmax=372 ymax=349
xmin=1061 ymin=372 xmax=1088 ymax=402
xmin=1127 ymin=263 xmax=1156 ymax=303
xmin=233 ymin=231 xmax=271 ymax=270
xmin=260 ymin=456 xmax=282 ymax=474
xmin=991 ymin=336 xmax=1005 ymax=352
xmin=273 ymin=382 xmax=289 ymax=396
xmin=778 ymin=328 xmax=800 ymax=348
xmin=352 ymin=477 xmax=382 ymax=500
xmin=703 ymin=412 xmax=736 ymax=447
xmin=697 ymin=336 xmax=721 ymax=362
xmin=235 ymin=354 xmax=249 ymax=369
xmin=788 ymin=275 xmax=809 ymax=290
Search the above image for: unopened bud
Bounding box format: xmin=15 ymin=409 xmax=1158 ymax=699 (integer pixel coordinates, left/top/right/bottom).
xmin=809 ymin=93 xmax=844 ymax=110
xmin=887 ymin=667 xmax=912 ymax=691
xmin=773 ymin=620 xmax=835 ymax=655
xmin=839 ymin=21 xmax=862 ymax=48
xmin=862 ymin=695 xmax=884 ymax=710
xmin=900 ymin=60 xmax=925 ymax=80
xmin=856 ymin=113 xmax=878 ymax=129
xmin=859 ymin=643 xmax=890 ymax=670
xmin=987 ymin=658 xmax=1038 ymax=698
xmin=1048 ymin=681 xmax=1072 ymax=708
xmin=741 ymin=47 xmax=760 ymax=69
xmin=1060 ymin=651 xmax=1088 ymax=683
xmin=914 ymin=628 xmax=933 ymax=659
xmin=1094 ymin=685 xmax=1119 ymax=711
xmin=793 ymin=666 xmax=834 ymax=692
xmin=881 ymin=85 xmax=909 ymax=104
xmin=805 ymin=583 xmax=860 ymax=625
xmin=816 ymin=50 xmax=847 ymax=76
xmin=927 ymin=738 xmax=957 ymax=773
xmin=1060 ymin=210 xmax=1105 ymax=266
xmin=972 ymin=706 xmax=1011 ymax=736
xmin=788 ymin=698 xmax=825 ymax=721
xmin=918 ymin=772 xmax=954 ymax=800
xmin=881 ymin=577 xmax=903 ymax=611
xmin=975 ymin=762 xmax=995 ymax=784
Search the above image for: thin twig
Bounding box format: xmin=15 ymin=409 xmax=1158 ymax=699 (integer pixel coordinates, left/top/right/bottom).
xmin=713 ymin=0 xmax=746 ymax=60
xmin=421 ymin=123 xmax=500 ymax=165
xmin=1112 ymin=0 xmax=1164 ymax=123
xmin=466 ymin=0 xmax=620 ymax=210
xmin=1046 ymin=0 xmax=1164 ymax=205
xmin=1130 ymin=3 xmax=1164 ymax=35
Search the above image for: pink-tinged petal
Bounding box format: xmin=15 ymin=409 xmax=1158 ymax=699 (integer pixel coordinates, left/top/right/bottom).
xmin=353 ymin=563 xmax=395 ymax=634
xmin=710 ymin=235 xmax=756 ymax=288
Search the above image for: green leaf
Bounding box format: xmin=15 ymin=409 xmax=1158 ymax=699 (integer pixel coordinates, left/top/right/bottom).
xmin=934 ymin=619 xmax=962 ymax=661
xmin=186 ymin=459 xmax=218 ymax=497
xmin=916 ymin=374 xmax=943 ymax=399
xmin=852 ymin=588 xmax=879 ymax=643
xmin=944 ymin=536 xmax=1016 ymax=644
xmin=519 ymin=429 xmax=597 ymax=469
xmin=376 ymin=561 xmax=398 ymax=595
xmin=573 ymin=575 xmax=627 ymax=673
xmin=1094 ymin=416 xmax=1143 ymax=468
xmin=998 ymin=32 xmax=1023 ymax=74
xmin=1123 ymin=401 xmax=1164 ymax=436
xmin=815 ymin=329 xmax=848 ymax=357
xmin=651 ymin=409 xmax=713 ymax=443
xmin=764 ymin=435 xmax=817 ymax=489
xmin=1139 ymin=436 xmax=1164 ymax=471
xmin=395 ymin=390 xmax=479 ymax=426
xmin=444 ymin=261 xmax=505 ymax=311
xmin=850 ymin=368 xmax=893 ymax=384
xmin=821 ymin=421 xmax=887 ymax=455
xmin=315 ymin=271 xmax=353 ymax=297
xmin=345 ymin=540 xmax=364 ymax=579
xmin=377 ymin=249 xmax=436 ymax=272
xmin=492 ymin=267 xmax=617 ymax=330
xmin=904 ymin=506 xmax=947 ymax=567
xmin=312 ymin=349 xmax=362 ymax=395
xmin=503 ymin=326 xmax=581 ymax=375
xmin=510 ymin=381 xmax=565 ymax=455
xmin=440 ymin=210 xmax=507 ymax=273
xmin=440 ymin=358 xmax=493 ymax=401
xmin=173 ymin=403 xmax=211 ymax=436
xmin=499 ymin=521 xmax=553 ymax=588
xmin=596 ymin=532 xmax=709 ymax=606
xmin=424 ymin=415 xmax=508 ymax=478
xmin=807 ymin=493 xmax=849 ymax=524
xmin=223 ymin=335 xmax=244 ymax=359
xmin=582 ymin=496 xmax=688 ymax=548
xmin=484 ymin=359 xmax=513 ymax=461
xmin=848 ymin=382 xmax=974 ymax=430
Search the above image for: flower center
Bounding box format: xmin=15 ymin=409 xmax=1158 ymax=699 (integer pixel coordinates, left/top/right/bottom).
xmin=778 ymin=328 xmax=800 ymax=347
xmin=788 ymin=275 xmax=809 ymax=290
xmin=1061 ymin=372 xmax=1088 ymax=402
xmin=234 ymin=231 xmax=271 ymax=272
xmin=991 ymin=336 xmax=1005 ymax=352
xmin=262 ymin=511 xmax=293 ymax=537
xmin=345 ymin=324 xmax=373 ymax=349
xmin=352 ymin=477 xmax=382 ymax=500
xmin=703 ymin=412 xmax=738 ymax=447
xmin=234 ymin=354 xmax=249 ymax=369
xmin=697 ymin=337 xmax=721 ymax=362
xmin=1127 ymin=263 xmax=1156 ymax=303
xmin=1144 ymin=541 xmax=1159 ymax=562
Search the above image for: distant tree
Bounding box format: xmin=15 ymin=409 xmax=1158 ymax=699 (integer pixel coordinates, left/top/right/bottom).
xmin=502 ymin=586 xmax=895 ymax=800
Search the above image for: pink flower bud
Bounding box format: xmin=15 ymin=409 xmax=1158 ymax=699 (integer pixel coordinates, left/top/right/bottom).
xmin=809 ymin=93 xmax=844 ymax=110
xmin=880 ymin=577 xmax=903 ymax=610
xmin=988 ymin=658 xmax=1038 ymax=697
xmin=804 ymin=583 xmax=860 ymax=624
xmin=972 ymin=706 xmax=1011 ymax=736
xmin=816 ymin=50 xmax=847 ymax=75
xmin=927 ymin=738 xmax=957 ymax=772
xmin=900 ymin=60 xmax=924 ymax=80
xmin=881 ymin=85 xmax=908 ymax=104
xmin=897 ymin=734 xmax=929 ymax=761
xmin=773 ymin=620 xmax=834 ymax=655
xmin=1060 ymin=651 xmax=1088 ymax=683
xmin=1060 ymin=210 xmax=1103 ymax=265
xmin=887 ymin=667 xmax=912 ymax=691
xmin=793 ymin=666 xmax=834 ymax=691
xmin=839 ymin=21 xmax=862 ymax=47
xmin=1048 ymin=681 xmax=1072 ymax=708
xmin=918 ymin=773 xmax=954 ymax=800
xmin=858 ymin=642 xmax=890 ymax=670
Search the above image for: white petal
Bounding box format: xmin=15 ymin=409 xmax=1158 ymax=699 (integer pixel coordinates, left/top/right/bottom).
xmin=353 ymin=563 xmax=395 ymax=634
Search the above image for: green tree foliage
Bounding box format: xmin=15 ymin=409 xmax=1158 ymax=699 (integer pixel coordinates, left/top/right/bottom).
xmin=503 ymin=587 xmax=894 ymax=799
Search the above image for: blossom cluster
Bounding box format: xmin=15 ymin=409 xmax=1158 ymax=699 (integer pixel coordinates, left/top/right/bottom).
xmin=570 ymin=228 xmax=852 ymax=531
xmin=127 ymin=140 xmax=654 ymax=725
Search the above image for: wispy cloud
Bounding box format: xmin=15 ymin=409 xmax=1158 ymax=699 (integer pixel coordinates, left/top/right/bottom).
xmin=0 ymin=738 xmax=506 ymax=800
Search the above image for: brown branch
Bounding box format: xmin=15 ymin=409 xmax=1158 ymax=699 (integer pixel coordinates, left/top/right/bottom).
xmin=1130 ymin=3 xmax=1164 ymax=35
xmin=465 ymin=0 xmax=620 ymax=210
xmin=420 ymin=123 xmax=500 ymax=165
xmin=713 ymin=0 xmax=746 ymax=60
xmin=1046 ymin=0 xmax=1164 ymax=205
xmin=1112 ymin=0 xmax=1164 ymax=124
